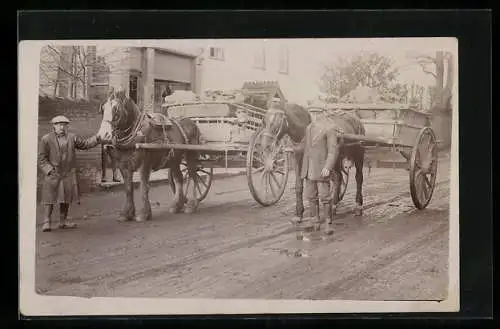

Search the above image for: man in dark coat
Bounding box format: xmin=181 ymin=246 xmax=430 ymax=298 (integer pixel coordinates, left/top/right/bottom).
xmin=301 ymin=103 xmax=339 ymax=235
xmin=38 ymin=115 xmax=102 ymax=232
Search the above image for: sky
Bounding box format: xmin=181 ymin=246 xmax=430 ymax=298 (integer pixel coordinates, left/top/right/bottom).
xmin=94 ymin=37 xmax=457 ymax=96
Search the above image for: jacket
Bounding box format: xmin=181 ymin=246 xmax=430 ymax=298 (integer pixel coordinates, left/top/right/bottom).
xmin=300 ymin=121 xmax=339 ymax=181
xmin=38 ymin=132 xmax=100 ymax=204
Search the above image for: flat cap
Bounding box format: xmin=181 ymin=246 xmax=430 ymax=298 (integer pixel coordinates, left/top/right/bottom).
xmin=51 ymin=115 xmax=70 ymax=124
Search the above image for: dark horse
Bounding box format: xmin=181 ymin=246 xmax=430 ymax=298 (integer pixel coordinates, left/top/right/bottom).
xmin=97 ymin=89 xmax=202 ymax=222
xmin=261 ymin=103 xmax=366 ymax=223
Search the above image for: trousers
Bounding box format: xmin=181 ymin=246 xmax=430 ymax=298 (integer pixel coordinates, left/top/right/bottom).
xmin=304 ymin=179 xmax=331 ymax=205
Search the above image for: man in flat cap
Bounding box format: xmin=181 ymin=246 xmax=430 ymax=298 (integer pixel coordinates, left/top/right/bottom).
xmin=300 ymin=102 xmax=338 ymax=236
xmin=38 ymin=115 xmax=102 ymax=232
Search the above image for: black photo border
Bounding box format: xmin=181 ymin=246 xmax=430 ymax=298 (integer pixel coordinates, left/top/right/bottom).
xmin=15 ymin=9 xmax=493 ymax=327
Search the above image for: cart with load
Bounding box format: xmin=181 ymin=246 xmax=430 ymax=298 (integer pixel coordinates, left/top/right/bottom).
xmin=135 ymin=82 xmax=294 ymax=207
xmin=327 ymin=102 xmax=438 ymax=209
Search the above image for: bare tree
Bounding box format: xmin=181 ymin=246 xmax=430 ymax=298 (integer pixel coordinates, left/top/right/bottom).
xmin=39 ymin=45 xmax=92 ymax=99
xmin=408 ymin=51 xmax=454 ymax=149
xmin=39 ymin=45 xmax=130 ymax=103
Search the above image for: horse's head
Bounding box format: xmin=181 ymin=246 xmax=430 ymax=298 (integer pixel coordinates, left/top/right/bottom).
xmin=97 ymin=88 xmax=129 ymax=143
xmin=261 ymin=108 xmax=288 ymax=151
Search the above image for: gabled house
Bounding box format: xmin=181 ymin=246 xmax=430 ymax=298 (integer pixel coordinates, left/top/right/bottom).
xmin=193 ymin=40 xmax=319 ymax=105
xmin=87 ymin=46 xmax=199 ymax=112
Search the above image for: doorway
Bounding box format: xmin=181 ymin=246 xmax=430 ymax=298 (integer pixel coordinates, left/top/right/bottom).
xmin=129 ymin=75 xmax=138 ymax=104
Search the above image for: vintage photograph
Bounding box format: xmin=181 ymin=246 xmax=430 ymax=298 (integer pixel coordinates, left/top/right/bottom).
xmin=19 ymin=37 xmax=459 ymax=315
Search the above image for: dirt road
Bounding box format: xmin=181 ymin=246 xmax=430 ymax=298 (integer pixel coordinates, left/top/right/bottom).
xmin=35 ymin=158 xmax=451 ymax=300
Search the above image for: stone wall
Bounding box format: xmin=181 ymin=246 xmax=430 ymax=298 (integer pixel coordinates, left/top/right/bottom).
xmin=37 ymin=96 xmax=105 ymax=202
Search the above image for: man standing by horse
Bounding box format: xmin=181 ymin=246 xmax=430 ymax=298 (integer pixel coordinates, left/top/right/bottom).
xmin=38 ymin=115 xmax=102 ymax=232
xmin=300 ymin=102 xmax=338 ymax=236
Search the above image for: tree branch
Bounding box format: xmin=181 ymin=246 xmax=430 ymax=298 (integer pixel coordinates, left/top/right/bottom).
xmin=417 ymin=62 xmax=437 ymax=79
xmin=421 ymin=67 xmax=437 ymax=79
xmin=56 ymin=64 xmax=87 ymax=85
xmin=408 ymin=53 xmax=437 ymax=64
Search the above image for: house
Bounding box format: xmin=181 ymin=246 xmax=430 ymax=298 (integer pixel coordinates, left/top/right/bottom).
xmin=39 ymin=41 xmax=321 ymax=110
xmin=87 ymin=46 xmax=200 ymax=111
xmin=182 ymin=40 xmax=320 ymax=105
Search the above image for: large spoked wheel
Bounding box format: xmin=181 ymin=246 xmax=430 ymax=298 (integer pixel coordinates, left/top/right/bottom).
xmin=338 ymin=166 xmax=350 ymax=202
xmin=169 ymin=161 xmax=214 ymax=204
xmin=409 ymin=127 xmax=438 ymax=209
xmin=246 ymin=128 xmax=290 ymax=207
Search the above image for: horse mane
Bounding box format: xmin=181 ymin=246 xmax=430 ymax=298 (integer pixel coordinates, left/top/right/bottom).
xmin=115 ymin=96 xmax=142 ymax=133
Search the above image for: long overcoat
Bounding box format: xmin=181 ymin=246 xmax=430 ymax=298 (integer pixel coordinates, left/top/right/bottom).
xmin=38 ymin=132 xmax=100 ymax=204
xmin=300 ymin=121 xmax=339 ymax=181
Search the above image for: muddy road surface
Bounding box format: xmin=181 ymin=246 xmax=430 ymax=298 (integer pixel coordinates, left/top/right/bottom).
xmin=35 ymin=158 xmax=451 ymax=300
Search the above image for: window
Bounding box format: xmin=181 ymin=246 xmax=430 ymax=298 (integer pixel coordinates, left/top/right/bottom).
xmin=90 ymin=56 xmax=110 ymax=85
xmin=56 ymin=75 xmax=69 ymax=98
xmin=278 ymin=46 xmax=289 ymax=74
xmin=87 ymin=46 xmax=97 ymax=65
xmin=208 ymin=47 xmax=224 ymax=60
xmin=253 ymin=46 xmax=266 ymax=70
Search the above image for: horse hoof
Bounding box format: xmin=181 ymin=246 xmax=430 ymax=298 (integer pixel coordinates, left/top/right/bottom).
xmin=135 ymin=215 xmax=151 ymax=222
xmin=354 ymin=207 xmax=363 ymax=216
xmin=323 ymin=228 xmax=334 ymax=236
xmin=169 ymin=207 xmax=181 ymax=214
xmin=184 ymin=206 xmax=198 ymax=214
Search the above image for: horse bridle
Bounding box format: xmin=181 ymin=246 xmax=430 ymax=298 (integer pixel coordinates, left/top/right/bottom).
xmin=263 ymin=108 xmax=288 ymax=148
xmin=103 ymin=97 xmax=146 ymax=147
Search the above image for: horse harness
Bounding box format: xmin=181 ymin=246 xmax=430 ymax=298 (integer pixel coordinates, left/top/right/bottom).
xmin=145 ymin=112 xmax=190 ymax=169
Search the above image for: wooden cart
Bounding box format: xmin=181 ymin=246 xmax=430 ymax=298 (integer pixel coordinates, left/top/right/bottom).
xmin=327 ymin=103 xmax=438 ymax=209
xmin=135 ymin=98 xmax=293 ymax=207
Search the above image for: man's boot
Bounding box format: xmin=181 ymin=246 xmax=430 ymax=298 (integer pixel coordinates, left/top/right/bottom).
xmin=112 ymin=170 xmax=121 ymax=182
xmin=311 ymin=201 xmax=323 ymax=231
xmin=301 ymin=200 xmax=320 ymax=232
xmin=322 ymin=203 xmax=334 ymax=235
xmin=42 ymin=218 xmax=51 ymax=232
xmin=42 ymin=205 xmax=52 ymax=232
xmin=58 ymin=203 xmax=77 ymax=229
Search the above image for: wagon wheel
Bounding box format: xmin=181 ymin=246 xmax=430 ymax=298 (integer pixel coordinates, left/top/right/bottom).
xmin=169 ymin=161 xmax=214 ymax=203
xmin=409 ymin=127 xmax=438 ymax=209
xmin=246 ymin=128 xmax=290 ymax=207
xmin=338 ymin=166 xmax=350 ymax=202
